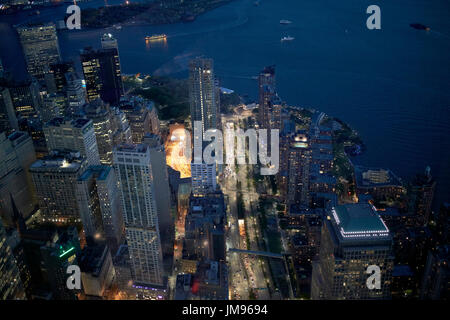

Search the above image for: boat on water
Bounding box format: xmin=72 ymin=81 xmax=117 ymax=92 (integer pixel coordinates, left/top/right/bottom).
xmin=281 ymin=35 xmax=295 ymax=42
xmin=280 ymin=20 xmax=292 ymax=25
xmin=410 ymin=23 xmax=430 ymax=31
xmin=145 ymin=34 xmax=167 ymax=41
xmin=182 ymin=14 xmax=196 ymax=22
xmin=114 ymin=25 xmax=122 ymax=30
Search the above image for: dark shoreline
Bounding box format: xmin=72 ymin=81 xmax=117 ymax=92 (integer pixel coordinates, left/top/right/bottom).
xmin=79 ymin=0 xmax=234 ymax=29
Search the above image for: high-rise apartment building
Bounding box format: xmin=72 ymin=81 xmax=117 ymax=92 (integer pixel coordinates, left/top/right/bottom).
xmin=258 ymin=65 xmax=276 ymax=129
xmin=40 ymin=93 xmax=62 ymax=122
xmin=44 ymin=118 xmax=101 ymax=166
xmin=39 ymin=226 xmax=81 ymax=300
xmin=119 ymin=96 xmax=160 ymax=143
xmin=287 ymin=132 xmax=312 ymax=208
xmin=142 ymin=134 xmax=173 ymax=260
xmin=17 ymin=23 xmax=61 ymax=81
xmin=65 ymin=72 xmax=87 ymax=117
xmin=84 ymin=99 xmax=115 ymax=165
xmin=5 ymin=78 xmax=41 ymax=120
xmin=0 ymin=87 xmax=18 ymax=134
xmin=48 ymin=61 xmax=75 ymax=94
xmin=80 ymin=47 xmax=123 ymax=105
xmin=76 ymin=165 xmax=124 ymax=252
xmin=110 ymin=106 xmax=132 ymax=145
xmin=420 ymin=245 xmax=449 ymax=300
xmin=0 ymin=219 xmax=26 ymax=300
xmin=0 ymin=131 xmax=36 ymax=226
xmin=189 ymin=58 xmax=218 ymax=135
xmin=311 ymin=203 xmax=394 ymax=300
xmin=113 ymin=144 xmax=164 ymax=286
xmin=190 ymin=162 xmax=217 ymax=196
xmin=408 ymin=167 xmax=436 ymax=227
xmin=30 ymin=151 xmax=87 ymax=222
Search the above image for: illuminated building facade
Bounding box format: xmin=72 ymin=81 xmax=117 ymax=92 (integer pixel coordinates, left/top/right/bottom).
xmin=287 ymin=132 xmax=312 ymax=208
xmin=44 ymin=118 xmax=101 ymax=167
xmin=76 ymin=165 xmax=124 ymax=253
xmin=79 ymin=243 xmax=115 ymax=298
xmin=407 ymin=167 xmax=436 ymax=227
xmin=0 ymin=87 xmax=18 ymax=134
xmin=5 ymin=79 xmax=41 ymax=120
xmin=183 ymin=190 xmax=226 ymax=262
xmin=0 ymin=131 xmax=36 ymax=226
xmin=258 ymin=65 xmax=276 ymax=130
xmin=191 ymin=162 xmax=217 ymax=196
xmin=17 ymin=23 xmax=61 ymax=81
xmin=420 ymin=245 xmax=449 ymax=300
xmin=142 ymin=133 xmax=173 ymax=264
xmin=110 ymin=106 xmax=132 ymax=146
xmin=355 ymin=165 xmax=406 ymax=204
xmin=84 ymin=99 xmax=115 ymax=165
xmin=80 ymin=47 xmax=124 ymax=105
xmin=0 ymin=219 xmax=26 ymax=300
xmin=47 ymin=61 xmax=75 ymax=94
xmin=189 ymin=58 xmax=218 ymax=135
xmin=119 ymin=96 xmax=160 ymax=143
xmin=30 ymin=151 xmax=87 ymax=222
xmin=113 ymin=144 xmax=164 ymax=287
xmin=311 ymin=203 xmax=394 ymax=299
xmin=65 ymin=72 xmax=87 ymax=117
xmin=39 ymin=226 xmax=81 ymax=300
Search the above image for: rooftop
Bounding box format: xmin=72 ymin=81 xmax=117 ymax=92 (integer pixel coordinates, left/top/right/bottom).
xmin=331 ymin=203 xmax=390 ymax=239
xmin=354 ymin=165 xmax=403 ymax=188
xmin=46 ymin=117 xmax=91 ymax=129
xmin=78 ymin=165 xmax=112 ymax=181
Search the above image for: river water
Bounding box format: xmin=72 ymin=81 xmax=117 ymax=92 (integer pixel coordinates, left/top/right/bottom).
xmin=1 ymin=0 xmax=449 ymax=209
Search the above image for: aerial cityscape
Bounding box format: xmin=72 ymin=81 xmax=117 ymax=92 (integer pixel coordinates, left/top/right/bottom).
xmin=0 ymin=0 xmax=449 ymax=304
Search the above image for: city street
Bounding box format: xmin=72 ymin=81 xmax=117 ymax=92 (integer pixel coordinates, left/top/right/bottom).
xmin=221 ymin=113 xmax=272 ymax=300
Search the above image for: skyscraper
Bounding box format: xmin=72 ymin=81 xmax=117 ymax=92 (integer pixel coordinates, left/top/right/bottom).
xmin=80 ymin=47 xmax=124 ymax=105
xmin=5 ymin=78 xmax=41 ymax=120
xmin=101 ymin=33 xmax=119 ymax=51
xmin=65 ymin=72 xmax=87 ymax=117
xmin=0 ymin=87 xmax=18 ymax=134
xmin=287 ymin=132 xmax=312 ymax=208
xmin=39 ymin=226 xmax=81 ymax=300
xmin=40 ymin=93 xmax=62 ymax=122
xmin=84 ymin=99 xmax=114 ymax=165
xmin=113 ymin=144 xmax=164 ymax=286
xmin=119 ymin=96 xmax=160 ymax=143
xmin=30 ymin=151 xmax=87 ymax=223
xmin=420 ymin=245 xmax=449 ymax=300
xmin=0 ymin=219 xmax=26 ymax=300
xmin=311 ymin=203 xmax=394 ymax=300
xmin=190 ymin=162 xmax=217 ymax=196
xmin=44 ymin=118 xmax=101 ymax=167
xmin=17 ymin=23 xmax=61 ymax=81
xmin=408 ymin=167 xmax=436 ymax=227
xmin=0 ymin=131 xmax=36 ymax=226
xmin=189 ymin=58 xmax=218 ymax=135
xmin=48 ymin=61 xmax=75 ymax=94
xmin=142 ymin=133 xmax=174 ymax=262
xmin=258 ymin=65 xmax=276 ymax=130
xmin=110 ymin=106 xmax=132 ymax=146
xmin=76 ymin=165 xmax=124 ymax=253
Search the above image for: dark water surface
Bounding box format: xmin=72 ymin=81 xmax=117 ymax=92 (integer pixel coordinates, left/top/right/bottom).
xmin=1 ymin=0 xmax=449 ymax=210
